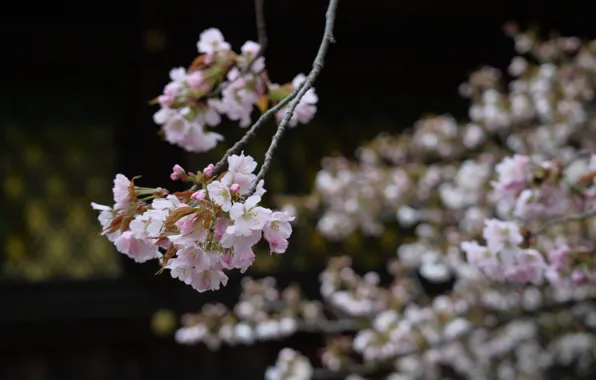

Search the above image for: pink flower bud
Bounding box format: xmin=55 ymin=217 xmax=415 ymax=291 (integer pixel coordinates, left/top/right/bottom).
xmin=203 ymin=163 xmax=215 ymax=179
xmin=191 ymin=190 xmax=206 ymax=201
xmin=170 ymin=164 xmax=186 ymax=181
xmin=158 ymin=94 xmax=174 ymax=108
xmin=230 ymin=183 xmax=240 ymax=193
xmin=187 ymin=71 xmax=205 ymax=90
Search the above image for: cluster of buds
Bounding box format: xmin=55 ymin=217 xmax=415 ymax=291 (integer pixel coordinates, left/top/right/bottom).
xmin=152 ymin=28 xmax=318 ymax=153
xmin=91 ymin=153 xmax=294 ymax=292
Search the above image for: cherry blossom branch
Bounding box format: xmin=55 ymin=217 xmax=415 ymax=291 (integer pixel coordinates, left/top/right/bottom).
xmin=244 ymin=0 xmax=339 ymax=197
xmin=532 ymin=207 xmax=596 ymax=235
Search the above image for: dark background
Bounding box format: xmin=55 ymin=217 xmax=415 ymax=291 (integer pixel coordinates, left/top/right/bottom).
xmin=1 ymin=0 xmax=596 ymax=379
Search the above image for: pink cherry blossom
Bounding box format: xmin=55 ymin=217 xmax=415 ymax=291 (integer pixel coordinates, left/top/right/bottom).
xmin=197 ymin=28 xmax=231 ymax=55
xmin=192 ymin=269 xmax=229 ymax=292
xmin=227 ymin=195 xmax=272 ymax=236
xmin=114 ymin=231 xmax=159 ymax=263
xmin=222 ymin=153 xmax=258 ymax=193
xmin=90 ymin=202 xmax=120 ymax=242
xmin=263 ymin=212 xmax=294 ymax=254
xmin=207 ymin=180 xmax=233 ymax=211
xmin=503 ymin=248 xmax=546 ymax=284
xmin=482 ymin=219 xmax=523 ymax=255
xmin=491 ymin=154 xmax=531 ymax=203
xmin=113 ymin=174 xmax=131 ymax=210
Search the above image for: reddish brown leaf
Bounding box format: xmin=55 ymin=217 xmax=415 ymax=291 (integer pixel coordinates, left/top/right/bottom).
xmin=188 ymin=54 xmax=207 ymax=72
xmin=107 ymin=214 xmax=124 ymax=234
xmin=160 ymin=243 xmax=177 ymax=271
xmin=578 ymin=171 xmax=596 ymax=184
xmin=163 ymin=206 xmax=198 ymax=228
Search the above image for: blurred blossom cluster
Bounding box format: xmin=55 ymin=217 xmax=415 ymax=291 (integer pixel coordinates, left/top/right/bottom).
xmin=177 ymin=255 xmax=596 ymax=379
xmin=152 ymin=28 xmax=317 ymax=153
xmin=309 ymin=25 xmax=596 ymax=287
xmin=176 ymin=26 xmax=596 ymax=379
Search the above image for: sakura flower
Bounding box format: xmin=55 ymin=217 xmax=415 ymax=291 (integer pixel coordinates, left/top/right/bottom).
xmin=220 ymin=248 xmax=256 ymax=273
xmin=113 ymin=230 xmax=159 ymax=263
xmin=192 ymin=269 xmax=229 ymax=292
xmin=197 ymin=28 xmax=231 ymax=55
xmin=227 ymin=195 xmax=272 ymax=236
xmin=90 ymin=202 xmax=120 ymax=242
xmin=169 ymin=67 xmax=187 ymax=83
xmin=240 ymin=41 xmax=265 ymax=73
xmin=113 ymin=174 xmax=131 ymax=210
xmin=169 ymin=246 xmax=214 ymax=275
xmin=264 ymin=211 xmax=295 ymax=254
xmin=158 ymin=82 xmax=182 ymax=108
xmin=220 ymin=230 xmax=262 ymax=254
xmin=222 ymin=153 xmax=258 ymax=193
xmin=491 ymin=154 xmax=531 ymax=204
xmin=503 ymin=248 xmax=546 ymax=284
xmin=254 ymin=179 xmax=267 ymax=197
xmin=207 ymin=180 xmax=233 ymax=211
xmin=482 ymin=219 xmax=523 ymax=258
xmin=177 ymin=123 xmax=224 ymax=153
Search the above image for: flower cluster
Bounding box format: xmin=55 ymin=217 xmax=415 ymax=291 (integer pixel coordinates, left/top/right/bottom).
xmin=91 ymin=153 xmax=294 ymax=292
xmin=176 ymin=254 xmax=596 ymax=379
xmin=152 ymin=28 xmax=318 ymax=153
xmin=294 ymin=25 xmax=596 ymax=289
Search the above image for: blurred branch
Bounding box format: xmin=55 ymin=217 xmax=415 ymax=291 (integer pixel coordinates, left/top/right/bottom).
xmin=254 ymin=0 xmax=268 ymax=56
xmin=533 ymin=207 xmax=596 ymax=235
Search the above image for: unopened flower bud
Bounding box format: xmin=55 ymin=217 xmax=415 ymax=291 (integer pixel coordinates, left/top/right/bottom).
xmin=204 ymin=164 xmax=215 ymax=179
xmin=170 ymin=164 xmax=186 ymax=181
xmin=187 ymin=71 xmax=205 ymax=90
xmin=191 ymin=190 xmax=206 ymax=201
xmin=230 ymin=183 xmax=240 ymax=193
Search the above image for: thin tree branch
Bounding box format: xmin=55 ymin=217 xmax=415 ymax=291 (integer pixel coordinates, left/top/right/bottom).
xmin=533 ymin=207 xmax=596 ymax=235
xmin=298 ymin=318 xmax=359 ymax=334
xmin=243 ymin=0 xmax=339 ymax=197
xmin=212 ymin=82 xmax=304 ymax=175
xmin=254 ymin=0 xmax=267 ymax=55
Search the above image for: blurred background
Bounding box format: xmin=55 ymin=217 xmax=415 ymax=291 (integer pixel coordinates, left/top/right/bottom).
xmin=1 ymin=0 xmax=595 ymax=379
